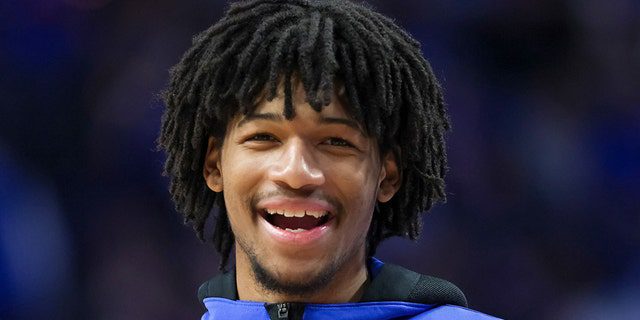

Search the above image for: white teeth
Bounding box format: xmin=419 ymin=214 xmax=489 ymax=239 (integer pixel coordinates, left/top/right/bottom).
xmin=305 ymin=210 xmax=325 ymax=218
xmin=265 ymin=209 xmax=329 ymax=218
xmin=285 ymin=228 xmax=306 ymax=233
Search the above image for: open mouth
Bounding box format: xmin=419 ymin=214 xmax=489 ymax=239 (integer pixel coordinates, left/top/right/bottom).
xmin=259 ymin=209 xmax=332 ymax=233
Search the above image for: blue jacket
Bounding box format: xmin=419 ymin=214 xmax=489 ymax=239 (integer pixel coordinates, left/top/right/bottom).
xmin=198 ymin=258 xmax=500 ymax=319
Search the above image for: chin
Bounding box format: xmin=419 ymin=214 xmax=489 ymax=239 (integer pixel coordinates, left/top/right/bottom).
xmin=278 ymin=254 xmax=332 ymax=276
xmin=279 ymin=262 xmax=325 ymax=280
xmin=251 ymin=255 xmax=339 ymax=296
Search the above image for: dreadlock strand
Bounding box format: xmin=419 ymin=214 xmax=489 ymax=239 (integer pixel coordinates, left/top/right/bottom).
xmin=237 ymin=33 xmax=281 ymax=108
xmin=237 ymin=9 xmax=300 ymax=69
xmin=212 ymin=204 xmax=234 ymax=270
xmin=317 ymin=17 xmax=337 ymax=106
xmin=266 ymin=24 xmax=303 ymax=101
xmin=335 ymin=41 xmax=364 ymax=123
xmin=297 ymin=11 xmax=322 ymax=109
xmin=283 ymin=56 xmax=295 ymax=119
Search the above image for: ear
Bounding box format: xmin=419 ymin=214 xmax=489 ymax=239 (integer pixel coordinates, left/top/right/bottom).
xmin=203 ymin=136 xmax=223 ymax=193
xmin=377 ymin=150 xmax=401 ymax=203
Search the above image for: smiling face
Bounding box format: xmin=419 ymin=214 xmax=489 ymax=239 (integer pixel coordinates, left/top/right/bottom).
xmin=203 ymin=83 xmax=400 ymax=302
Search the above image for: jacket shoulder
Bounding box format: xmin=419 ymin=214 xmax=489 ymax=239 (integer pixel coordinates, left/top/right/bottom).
xmin=362 ymin=261 xmax=468 ymax=307
xmin=412 ymin=305 xmax=502 ymax=319
xmin=198 ymin=268 xmax=238 ymax=302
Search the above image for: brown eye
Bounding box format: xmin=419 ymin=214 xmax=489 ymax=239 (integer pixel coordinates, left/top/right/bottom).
xmin=325 ymin=137 xmax=354 ymax=148
xmin=247 ymin=134 xmax=277 ymax=142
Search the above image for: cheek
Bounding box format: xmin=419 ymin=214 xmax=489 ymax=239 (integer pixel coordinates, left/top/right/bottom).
xmin=327 ymin=159 xmax=380 ymax=217
xmin=331 ymin=155 xmax=380 ymax=192
xmin=220 ymin=151 xmax=265 ymax=224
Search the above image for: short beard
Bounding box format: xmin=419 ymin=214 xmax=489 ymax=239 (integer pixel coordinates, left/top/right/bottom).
xmin=243 ymin=243 xmax=341 ymax=297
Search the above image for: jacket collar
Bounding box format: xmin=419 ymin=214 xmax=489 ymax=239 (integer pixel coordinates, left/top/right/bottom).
xmin=198 ymin=257 xmax=467 ymax=307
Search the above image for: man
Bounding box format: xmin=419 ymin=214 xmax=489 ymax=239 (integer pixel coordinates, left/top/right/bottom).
xmin=159 ymin=0 xmax=499 ymax=319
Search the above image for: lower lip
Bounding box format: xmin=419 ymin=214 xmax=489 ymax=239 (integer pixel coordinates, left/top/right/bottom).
xmin=259 ymin=215 xmax=333 ymax=246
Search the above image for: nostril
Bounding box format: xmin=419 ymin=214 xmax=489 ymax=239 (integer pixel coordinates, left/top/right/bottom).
xmin=268 ymin=153 xmax=325 ymax=188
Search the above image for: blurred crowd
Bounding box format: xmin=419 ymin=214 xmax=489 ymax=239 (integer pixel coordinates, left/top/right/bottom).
xmin=1 ymin=0 xmax=638 ymax=319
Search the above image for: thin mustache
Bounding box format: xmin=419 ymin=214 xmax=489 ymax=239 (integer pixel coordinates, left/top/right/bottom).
xmin=250 ymin=190 xmax=343 ymax=215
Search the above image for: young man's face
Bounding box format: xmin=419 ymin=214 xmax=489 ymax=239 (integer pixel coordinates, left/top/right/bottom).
xmin=204 ymin=84 xmax=399 ymax=297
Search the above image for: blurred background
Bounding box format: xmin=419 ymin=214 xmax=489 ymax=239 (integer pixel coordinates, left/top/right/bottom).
xmin=1 ymin=0 xmax=638 ymax=319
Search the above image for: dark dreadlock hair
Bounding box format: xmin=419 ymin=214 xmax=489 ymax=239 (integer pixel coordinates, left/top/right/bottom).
xmin=159 ymin=0 xmax=450 ymax=270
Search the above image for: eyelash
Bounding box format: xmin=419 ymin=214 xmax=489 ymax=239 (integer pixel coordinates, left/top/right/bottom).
xmin=324 ymin=137 xmax=354 ymax=148
xmin=247 ymin=134 xmax=277 ymax=142
xmin=245 ymin=134 xmax=354 ymax=148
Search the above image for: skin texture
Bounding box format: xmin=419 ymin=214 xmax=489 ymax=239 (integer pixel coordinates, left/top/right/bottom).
xmin=203 ymin=83 xmax=401 ymax=303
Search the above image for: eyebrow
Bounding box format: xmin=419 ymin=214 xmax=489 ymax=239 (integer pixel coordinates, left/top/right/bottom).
xmin=237 ymin=112 xmax=364 ymax=133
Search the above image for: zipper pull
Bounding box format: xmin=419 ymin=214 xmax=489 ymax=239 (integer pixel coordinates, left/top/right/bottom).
xmin=265 ymin=302 xmax=304 ymax=320
xmin=277 ymin=303 xmax=289 ymax=319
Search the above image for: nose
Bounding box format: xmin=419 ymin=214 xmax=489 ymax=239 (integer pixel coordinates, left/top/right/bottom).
xmin=267 ymin=138 xmax=325 ymax=190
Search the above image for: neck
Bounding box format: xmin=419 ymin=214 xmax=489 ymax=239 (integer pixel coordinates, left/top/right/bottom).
xmin=235 ymin=248 xmax=368 ymax=303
